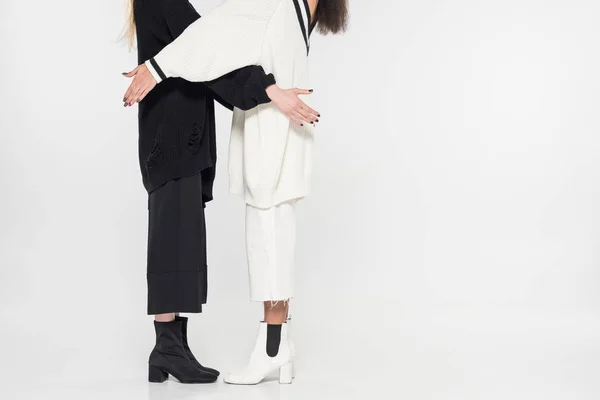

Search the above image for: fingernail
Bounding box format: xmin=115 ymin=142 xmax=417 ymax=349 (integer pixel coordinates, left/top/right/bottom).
xmin=301 ymin=124 xmax=304 ymax=126
xmin=316 ymin=119 xmax=319 ymax=123
xmin=122 ymin=72 xmax=127 ymax=75
xmin=309 ymin=89 xmax=313 ymax=93
xmin=123 ymin=103 xmax=127 ymax=107
xmin=318 ymin=114 xmax=321 ymax=117
xmin=310 ymin=122 xmax=314 ymax=124
xmin=122 ymin=98 xmax=126 ymax=102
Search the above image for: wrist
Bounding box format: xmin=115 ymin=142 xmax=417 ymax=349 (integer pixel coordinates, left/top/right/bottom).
xmin=265 ymin=84 xmax=280 ymax=101
xmin=145 ymin=59 xmax=165 ymax=84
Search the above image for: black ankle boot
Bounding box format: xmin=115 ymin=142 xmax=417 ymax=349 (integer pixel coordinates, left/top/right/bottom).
xmin=175 ymin=316 xmax=220 ymax=377
xmin=148 ymin=320 xmax=218 ymax=384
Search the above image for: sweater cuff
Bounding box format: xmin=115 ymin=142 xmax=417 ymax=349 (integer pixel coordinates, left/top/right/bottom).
xmin=258 ymin=73 xmax=276 ymax=104
xmin=145 ymin=58 xmax=166 ymax=84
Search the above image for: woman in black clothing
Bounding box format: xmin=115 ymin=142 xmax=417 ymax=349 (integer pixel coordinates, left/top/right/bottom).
xmin=122 ymin=0 xmax=317 ymax=384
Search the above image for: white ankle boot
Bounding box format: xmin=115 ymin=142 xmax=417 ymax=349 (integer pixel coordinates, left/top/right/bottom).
xmin=286 ymin=314 xmax=296 ymax=379
xmin=224 ymin=322 xmax=294 ymax=385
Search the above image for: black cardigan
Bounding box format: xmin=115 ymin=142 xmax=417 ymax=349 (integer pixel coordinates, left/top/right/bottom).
xmin=134 ymin=0 xmax=275 ymax=196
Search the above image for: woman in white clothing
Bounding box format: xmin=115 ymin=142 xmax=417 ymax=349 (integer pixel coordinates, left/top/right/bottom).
xmin=123 ymin=0 xmax=349 ymax=385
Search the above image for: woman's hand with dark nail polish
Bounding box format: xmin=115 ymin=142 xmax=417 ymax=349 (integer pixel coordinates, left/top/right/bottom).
xmin=122 ymin=64 xmax=157 ymax=105
xmin=265 ymin=86 xmax=320 ymax=126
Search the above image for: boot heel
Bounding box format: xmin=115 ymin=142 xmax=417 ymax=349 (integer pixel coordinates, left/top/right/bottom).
xmin=279 ymin=362 xmax=293 ymax=384
xmin=149 ymin=365 xmax=168 ymax=383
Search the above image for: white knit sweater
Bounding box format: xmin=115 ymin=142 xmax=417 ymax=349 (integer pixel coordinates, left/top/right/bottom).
xmin=146 ymin=0 xmax=315 ymax=209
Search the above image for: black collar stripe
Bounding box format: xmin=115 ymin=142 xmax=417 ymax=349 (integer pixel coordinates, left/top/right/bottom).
xmin=302 ymin=0 xmax=312 ymax=38
xmin=309 ymin=9 xmax=317 ymax=36
xmin=292 ymin=0 xmax=310 ymax=55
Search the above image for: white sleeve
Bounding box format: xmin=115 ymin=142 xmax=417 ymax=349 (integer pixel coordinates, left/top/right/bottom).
xmin=147 ymin=0 xmax=280 ymax=84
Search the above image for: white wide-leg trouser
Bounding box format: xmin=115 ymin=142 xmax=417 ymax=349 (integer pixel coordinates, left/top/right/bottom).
xmin=245 ymin=201 xmax=296 ymax=302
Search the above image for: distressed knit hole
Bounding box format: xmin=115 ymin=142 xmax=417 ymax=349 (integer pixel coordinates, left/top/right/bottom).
xmin=146 ymin=142 xmax=163 ymax=170
xmin=188 ymin=123 xmax=201 ymax=153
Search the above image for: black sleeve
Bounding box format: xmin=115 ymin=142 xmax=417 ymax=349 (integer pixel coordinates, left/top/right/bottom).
xmin=206 ymin=66 xmax=275 ymax=111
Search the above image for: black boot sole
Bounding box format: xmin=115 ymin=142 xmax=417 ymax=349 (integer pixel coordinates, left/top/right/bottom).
xmin=148 ymin=364 xmax=218 ymax=384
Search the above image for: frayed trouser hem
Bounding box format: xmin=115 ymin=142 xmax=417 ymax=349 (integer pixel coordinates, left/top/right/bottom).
xmin=250 ymin=297 xmax=293 ymax=306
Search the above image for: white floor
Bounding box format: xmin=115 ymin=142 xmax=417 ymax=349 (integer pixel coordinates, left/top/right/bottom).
xmin=2 ymin=306 xmax=600 ymax=400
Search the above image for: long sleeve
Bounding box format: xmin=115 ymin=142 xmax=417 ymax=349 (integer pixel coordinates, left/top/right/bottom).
xmin=146 ymin=0 xmax=282 ymax=84
xmin=207 ymin=66 xmax=275 ymax=111
xmin=156 ymin=0 xmax=274 ymax=111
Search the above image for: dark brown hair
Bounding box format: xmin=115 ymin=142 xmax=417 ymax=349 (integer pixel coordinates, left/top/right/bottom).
xmin=314 ymin=0 xmax=349 ymax=35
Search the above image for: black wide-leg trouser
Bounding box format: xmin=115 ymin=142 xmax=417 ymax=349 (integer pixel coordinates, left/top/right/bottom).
xmin=147 ymin=173 xmax=207 ymax=315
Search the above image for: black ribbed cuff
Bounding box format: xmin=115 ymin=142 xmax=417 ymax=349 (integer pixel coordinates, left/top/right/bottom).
xmin=258 ymin=73 xmax=276 ymax=104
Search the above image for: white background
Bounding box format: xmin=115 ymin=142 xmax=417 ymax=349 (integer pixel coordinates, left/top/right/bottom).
xmin=1 ymin=0 xmax=600 ymax=399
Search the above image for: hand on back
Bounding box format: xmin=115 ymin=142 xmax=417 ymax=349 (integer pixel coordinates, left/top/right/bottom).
xmin=121 ymin=68 xmax=321 ymax=128
xmin=122 ymin=64 xmax=157 ymax=106
xmin=265 ymin=85 xmax=320 ymax=126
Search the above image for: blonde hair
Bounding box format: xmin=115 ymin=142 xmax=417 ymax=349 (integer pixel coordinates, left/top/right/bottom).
xmin=121 ymin=0 xmax=136 ymax=50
